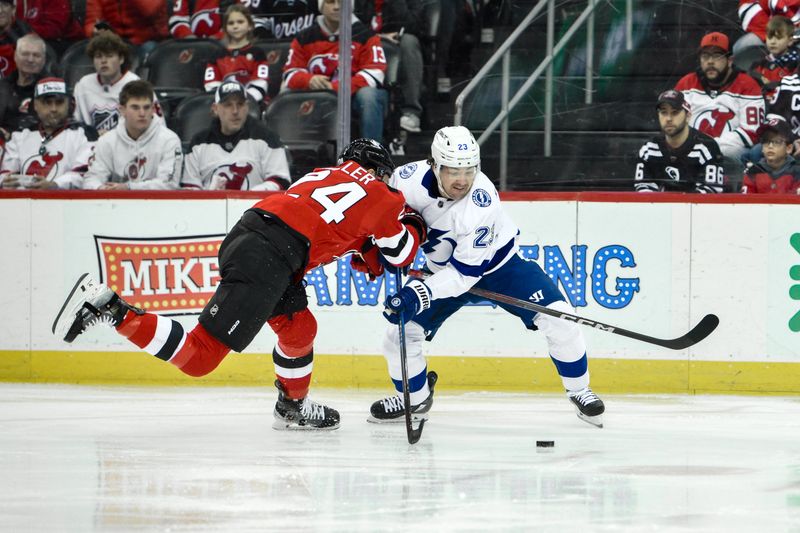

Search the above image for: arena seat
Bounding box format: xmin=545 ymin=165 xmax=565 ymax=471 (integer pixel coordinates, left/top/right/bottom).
xmin=264 ymin=90 xmax=339 ymax=163
xmin=140 ymin=39 xmax=227 ymax=104
xmin=251 ymin=40 xmax=292 ymax=99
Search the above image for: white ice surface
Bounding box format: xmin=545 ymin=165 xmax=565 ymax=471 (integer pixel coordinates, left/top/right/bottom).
xmin=0 ymin=384 xmax=798 ymax=532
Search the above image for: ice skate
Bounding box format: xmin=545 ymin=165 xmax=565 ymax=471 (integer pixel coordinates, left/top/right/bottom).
xmin=368 ymin=371 xmax=438 ymax=423
xmin=52 ymin=273 xmax=141 ymax=343
xmin=567 ymin=387 xmax=605 ymax=428
xmin=272 ymin=380 xmax=340 ymax=430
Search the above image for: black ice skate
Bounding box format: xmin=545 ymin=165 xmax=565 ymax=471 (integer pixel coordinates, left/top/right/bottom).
xmin=52 ymin=273 xmax=142 ymax=343
xmin=272 ymin=380 xmax=340 ymax=430
xmin=567 ymin=387 xmax=605 ymax=428
xmin=368 ymin=371 xmax=438 ymax=423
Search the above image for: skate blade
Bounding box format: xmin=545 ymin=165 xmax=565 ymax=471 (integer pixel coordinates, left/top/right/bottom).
xmin=271 ymin=419 xmax=340 ymax=431
xmin=366 ymin=413 xmax=429 ymax=424
xmin=576 ymin=411 xmax=603 ymax=428
xmin=51 ymin=273 xmax=91 ymax=340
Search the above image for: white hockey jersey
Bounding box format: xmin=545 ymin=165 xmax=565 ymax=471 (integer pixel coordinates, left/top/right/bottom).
xmin=181 ymin=117 xmax=291 ymax=190
xmin=675 ymin=70 xmax=764 ymax=159
xmin=389 ymin=160 xmax=519 ymax=301
xmin=73 ymin=71 xmax=142 ymax=132
xmin=83 ymin=117 xmax=182 ymax=190
xmin=0 ymin=123 xmax=97 ymax=189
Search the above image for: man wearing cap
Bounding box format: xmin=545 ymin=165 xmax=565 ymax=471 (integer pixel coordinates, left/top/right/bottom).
xmin=634 ymin=89 xmax=726 ymax=193
xmin=82 ymin=80 xmax=182 ymax=190
xmin=282 ymin=0 xmax=387 ymax=142
xmin=181 ymin=80 xmax=291 ymax=190
xmin=742 ymin=117 xmax=800 ymax=193
xmin=675 ymin=32 xmax=764 ymax=162
xmin=0 ymin=77 xmax=98 ymax=189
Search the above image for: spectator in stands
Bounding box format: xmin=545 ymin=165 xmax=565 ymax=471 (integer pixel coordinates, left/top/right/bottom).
xmin=283 ymin=0 xmax=387 ymax=142
xmin=742 ymin=117 xmax=800 ymax=193
xmin=169 ymin=0 xmax=224 ymax=39
xmin=83 ymin=80 xmax=182 ymax=190
xmin=243 ymin=0 xmax=316 ymax=41
xmin=182 ymin=80 xmax=291 ymax=190
xmin=675 ymin=32 xmax=764 ymax=163
xmin=356 ymin=0 xmax=426 ymax=134
xmin=634 ymin=90 xmax=726 ymax=193
xmin=84 ymin=0 xmax=168 ymax=54
xmin=736 ymin=0 xmax=800 ymax=55
xmin=204 ymin=5 xmax=269 ymax=105
xmin=0 ymin=33 xmax=48 ymax=135
xmin=0 ymin=0 xmax=31 ymax=78
xmin=15 ymin=0 xmax=82 ymax=52
xmin=750 ymin=15 xmax=799 ymax=98
xmin=0 ymin=77 xmax=97 ymax=189
xmin=73 ymin=32 xmax=142 ymax=134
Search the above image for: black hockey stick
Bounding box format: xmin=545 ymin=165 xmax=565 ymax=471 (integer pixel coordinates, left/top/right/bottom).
xmin=393 ymin=270 xmax=425 ymax=444
xmin=408 ymin=270 xmax=719 ymax=350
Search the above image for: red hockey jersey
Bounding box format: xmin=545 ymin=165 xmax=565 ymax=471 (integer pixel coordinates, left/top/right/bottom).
xmin=253 ymin=161 xmax=417 ymax=271
xmin=204 ymin=44 xmax=270 ymax=102
xmin=282 ymin=19 xmax=386 ymax=95
xmin=169 ymin=0 xmax=222 ymax=39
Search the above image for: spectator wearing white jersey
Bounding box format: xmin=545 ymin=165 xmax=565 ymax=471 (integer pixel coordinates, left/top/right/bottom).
xmin=83 ymin=80 xmax=182 ymax=190
xmin=675 ymin=32 xmax=764 ymax=164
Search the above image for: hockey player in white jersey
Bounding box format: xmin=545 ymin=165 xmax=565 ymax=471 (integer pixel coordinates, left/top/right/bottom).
xmin=371 ymin=126 xmax=605 ymax=428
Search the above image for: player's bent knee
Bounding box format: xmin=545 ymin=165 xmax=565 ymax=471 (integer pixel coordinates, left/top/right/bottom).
xmin=173 ymin=324 xmax=231 ymax=377
xmin=268 ymin=308 xmax=317 ymax=356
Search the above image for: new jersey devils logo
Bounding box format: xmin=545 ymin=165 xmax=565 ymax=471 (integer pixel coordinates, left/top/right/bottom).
xmin=695 ymin=108 xmax=735 ymax=138
xmin=211 ymin=162 xmax=253 ymax=190
xmin=191 ymin=10 xmax=220 ymax=36
xmin=23 ymin=152 xmax=64 ymax=180
xmin=125 ymin=156 xmax=147 ymax=181
xmin=308 ymin=54 xmax=339 ymax=79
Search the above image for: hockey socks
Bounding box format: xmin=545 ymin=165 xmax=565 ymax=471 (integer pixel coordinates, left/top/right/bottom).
xmin=268 ymin=309 xmax=317 ymax=400
xmin=116 ymin=311 xmax=230 ymax=377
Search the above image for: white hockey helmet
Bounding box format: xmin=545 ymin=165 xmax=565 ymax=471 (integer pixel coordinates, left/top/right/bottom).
xmin=430 ymin=126 xmax=480 ymax=198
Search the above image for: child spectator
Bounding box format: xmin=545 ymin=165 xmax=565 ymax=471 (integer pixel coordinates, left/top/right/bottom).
xmin=742 ymin=118 xmax=800 ymax=193
xmin=203 ymin=5 xmax=269 ymax=104
xmin=750 ymin=15 xmax=799 ymax=98
xmin=73 ymin=32 xmax=142 ymax=134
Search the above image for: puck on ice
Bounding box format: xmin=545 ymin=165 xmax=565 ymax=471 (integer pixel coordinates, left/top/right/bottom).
xmin=536 ymin=440 xmax=554 ymax=448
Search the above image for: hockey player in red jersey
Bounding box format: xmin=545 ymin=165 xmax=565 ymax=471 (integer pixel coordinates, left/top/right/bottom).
xmin=52 ymin=138 xmax=426 ymax=431
xmin=203 ymin=5 xmax=270 ymax=103
xmin=675 ymin=32 xmax=764 ymax=161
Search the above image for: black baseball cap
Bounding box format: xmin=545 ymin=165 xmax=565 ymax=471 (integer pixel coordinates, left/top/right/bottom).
xmin=214 ymin=80 xmax=247 ymax=103
xmin=656 ymin=90 xmax=691 ymax=112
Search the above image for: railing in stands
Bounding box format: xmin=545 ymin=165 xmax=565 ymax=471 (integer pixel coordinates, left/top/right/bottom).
xmin=454 ymin=0 xmax=634 ymax=190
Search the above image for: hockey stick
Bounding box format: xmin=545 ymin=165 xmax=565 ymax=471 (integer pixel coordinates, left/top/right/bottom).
xmin=393 ymin=269 xmax=425 ymax=444
xmin=408 ymin=269 xmax=719 ymax=350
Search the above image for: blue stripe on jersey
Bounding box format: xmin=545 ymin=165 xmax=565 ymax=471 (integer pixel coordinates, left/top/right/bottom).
xmin=449 ymin=236 xmax=516 ymax=277
xmin=421 ymin=168 xmax=440 ymax=198
xmin=550 ymin=353 xmax=588 ymax=378
xmin=392 ymin=366 xmax=429 ymax=393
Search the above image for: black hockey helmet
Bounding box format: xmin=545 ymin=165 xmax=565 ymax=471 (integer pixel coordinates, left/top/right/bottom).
xmin=338 ymin=138 xmax=395 ymax=179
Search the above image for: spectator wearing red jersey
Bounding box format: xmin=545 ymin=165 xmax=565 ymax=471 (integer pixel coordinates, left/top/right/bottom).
xmin=675 ymin=32 xmax=765 ymax=162
xmin=169 ymin=0 xmax=226 ymax=39
xmin=0 ymin=0 xmax=31 ymax=79
xmin=750 ymin=16 xmax=799 ymax=98
xmin=736 ymin=0 xmax=800 ymax=54
xmin=742 ymin=118 xmax=800 ymax=193
xmin=15 ymin=0 xmax=82 ymax=49
xmin=84 ymin=0 xmax=168 ymax=51
xmin=283 ymin=0 xmax=387 ymax=142
xmin=203 ymin=5 xmax=269 ymax=104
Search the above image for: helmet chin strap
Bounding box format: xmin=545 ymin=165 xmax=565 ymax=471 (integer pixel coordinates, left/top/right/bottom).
xmin=432 ymin=164 xmax=453 ymax=200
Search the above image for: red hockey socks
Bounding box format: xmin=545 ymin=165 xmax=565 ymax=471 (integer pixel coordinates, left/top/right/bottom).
xmin=268 ymin=309 xmax=317 ymax=400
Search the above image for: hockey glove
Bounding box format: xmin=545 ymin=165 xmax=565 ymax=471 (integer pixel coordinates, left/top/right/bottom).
xmin=350 ymin=240 xmax=384 ymax=281
xmin=383 ymin=279 xmax=432 ymax=324
xmin=400 ymin=205 xmax=428 ymax=243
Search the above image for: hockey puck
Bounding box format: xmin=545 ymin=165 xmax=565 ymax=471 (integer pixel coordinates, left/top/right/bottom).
xmin=536 ymin=440 xmax=555 ymax=448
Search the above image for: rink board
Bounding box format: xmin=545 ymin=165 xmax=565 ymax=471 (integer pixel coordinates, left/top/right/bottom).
xmin=0 ymin=191 xmax=798 ymax=393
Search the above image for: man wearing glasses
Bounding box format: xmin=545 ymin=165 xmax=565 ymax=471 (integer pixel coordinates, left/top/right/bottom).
xmin=675 ymin=32 xmax=764 ymax=162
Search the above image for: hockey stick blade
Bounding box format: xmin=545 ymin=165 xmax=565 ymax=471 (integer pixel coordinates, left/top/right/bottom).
xmin=408 ymin=270 xmax=719 ymax=350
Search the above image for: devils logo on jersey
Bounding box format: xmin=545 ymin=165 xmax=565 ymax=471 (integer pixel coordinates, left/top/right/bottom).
xmin=695 ymin=108 xmax=736 ymax=138
xmin=125 ymin=156 xmax=147 ymax=181
xmin=23 ymin=152 xmax=64 ymax=180
xmin=191 ymin=10 xmax=220 ymax=36
xmin=211 ymin=162 xmax=253 ymax=190
xmin=308 ymin=54 xmax=339 ymax=80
